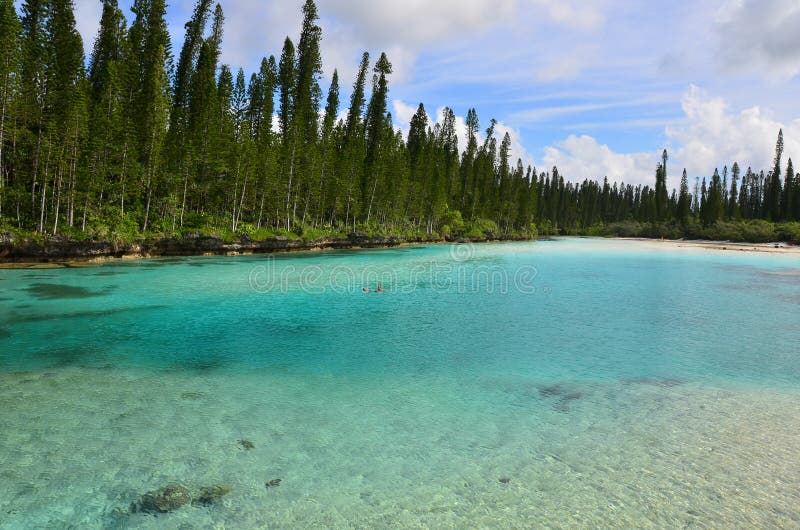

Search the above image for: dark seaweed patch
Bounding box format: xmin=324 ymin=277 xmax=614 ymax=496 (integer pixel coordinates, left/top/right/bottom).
xmin=192 ymin=359 xmax=223 ymax=371
xmin=92 ymin=270 xmax=128 ymax=277
xmin=186 ymin=259 xmax=235 ymax=267
xmin=147 ymin=258 xmax=188 ymax=266
xmin=553 ymin=392 xmax=584 ymax=412
xmin=8 ymin=304 xmax=167 ymax=324
xmin=539 ymin=384 xmax=566 ymax=398
xmin=538 ymin=384 xmax=585 ymax=412
xmin=24 ymin=283 xmax=111 ymax=300
xmin=39 ymin=344 xmax=106 ymax=367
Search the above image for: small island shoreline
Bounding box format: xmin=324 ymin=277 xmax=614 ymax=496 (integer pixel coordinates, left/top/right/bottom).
xmin=614 ymin=237 xmax=800 ymax=255
xmin=0 ymin=233 xmax=529 ymax=268
xmin=1 ymin=234 xmax=798 ymax=269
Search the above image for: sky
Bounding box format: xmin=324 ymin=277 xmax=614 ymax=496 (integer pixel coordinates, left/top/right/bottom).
xmin=69 ymin=0 xmax=800 ymax=188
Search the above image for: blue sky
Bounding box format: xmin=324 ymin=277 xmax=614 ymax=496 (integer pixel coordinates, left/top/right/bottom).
xmin=70 ymin=0 xmax=800 ymax=188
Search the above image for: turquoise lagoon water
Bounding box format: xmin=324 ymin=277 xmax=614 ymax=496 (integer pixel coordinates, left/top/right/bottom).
xmin=1 ymin=238 xmax=799 ymax=528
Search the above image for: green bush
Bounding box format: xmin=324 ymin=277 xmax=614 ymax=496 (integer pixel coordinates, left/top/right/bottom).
xmin=777 ymin=222 xmax=800 ymax=244
xmin=602 ymin=221 xmax=645 ymax=238
xmin=537 ymin=220 xmax=558 ymax=236
xmin=463 ymin=218 xmax=499 ymax=239
xmin=738 ymin=220 xmax=777 ymax=243
xmin=295 ymin=224 xmax=329 ymax=242
xmin=440 ymin=209 xmax=465 ymax=236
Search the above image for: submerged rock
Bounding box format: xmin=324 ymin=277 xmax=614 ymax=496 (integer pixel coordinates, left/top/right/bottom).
xmin=553 ymin=392 xmax=584 ymax=412
xmin=538 ymin=383 xmax=585 ymax=411
xmin=539 ymin=384 xmax=565 ymax=398
xmin=194 ymin=485 xmax=232 ymax=506
xmin=135 ymin=483 xmax=192 ymax=513
xmin=561 ymin=391 xmax=584 ymax=402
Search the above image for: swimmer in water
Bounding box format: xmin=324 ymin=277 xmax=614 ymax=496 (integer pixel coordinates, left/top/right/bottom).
xmin=362 ymin=287 xmax=370 ymax=293
xmin=376 ymin=284 xmax=384 ymax=293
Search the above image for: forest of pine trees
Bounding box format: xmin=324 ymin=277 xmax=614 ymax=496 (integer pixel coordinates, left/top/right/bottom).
xmin=1 ymin=0 xmax=799 ymax=244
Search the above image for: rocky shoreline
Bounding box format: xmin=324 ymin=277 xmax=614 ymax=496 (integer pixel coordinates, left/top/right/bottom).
xmin=0 ymin=231 xmax=524 ymax=265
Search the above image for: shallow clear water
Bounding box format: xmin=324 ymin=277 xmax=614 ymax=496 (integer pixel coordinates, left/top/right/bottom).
xmin=1 ymin=238 xmax=799 ymax=528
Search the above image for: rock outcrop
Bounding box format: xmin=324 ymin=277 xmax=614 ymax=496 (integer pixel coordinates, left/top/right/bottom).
xmin=133 ymin=484 xmax=192 ymax=514
xmin=0 ymin=232 xmax=415 ymax=262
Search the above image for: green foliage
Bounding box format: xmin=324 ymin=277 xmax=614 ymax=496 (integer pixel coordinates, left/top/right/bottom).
xmin=601 ymin=221 xmax=646 ymax=238
xmin=777 ymin=222 xmax=800 ymax=244
xmin=440 ymin=209 xmax=465 ymax=237
xmin=0 ymin=0 xmax=796 ymax=248
xmin=294 ymin=224 xmax=328 ymax=242
xmin=463 ymin=218 xmax=499 ymax=239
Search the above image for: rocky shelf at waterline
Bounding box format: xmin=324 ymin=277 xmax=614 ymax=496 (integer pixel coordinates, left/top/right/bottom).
xmin=0 ymin=231 xmax=530 ymax=263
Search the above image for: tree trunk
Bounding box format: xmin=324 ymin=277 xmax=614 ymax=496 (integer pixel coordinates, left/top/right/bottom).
xmin=286 ymin=141 xmax=297 ymax=231
xmin=82 ymin=194 xmax=88 ymax=232
xmin=366 ymin=178 xmax=378 ymax=224
xmin=38 ymin=139 xmax=52 ymax=233
xmin=53 ymin=169 xmax=63 ymax=235
xmin=143 ymin=184 xmax=152 ymax=232
xmin=235 ymin=174 xmax=247 ymax=232
xmin=179 ymin=167 xmax=188 ymax=228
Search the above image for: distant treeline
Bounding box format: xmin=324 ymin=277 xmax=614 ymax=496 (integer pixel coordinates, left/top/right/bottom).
xmin=0 ymin=0 xmax=798 ymax=243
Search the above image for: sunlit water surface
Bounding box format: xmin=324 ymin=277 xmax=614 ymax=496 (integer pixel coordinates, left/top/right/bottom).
xmin=1 ymin=238 xmax=799 ymax=528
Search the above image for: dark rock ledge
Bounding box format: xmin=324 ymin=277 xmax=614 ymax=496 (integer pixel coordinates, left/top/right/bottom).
xmin=0 ymin=231 xmax=529 ymax=264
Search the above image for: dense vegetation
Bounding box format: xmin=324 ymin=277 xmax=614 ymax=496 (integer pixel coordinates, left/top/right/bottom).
xmin=0 ymin=0 xmax=799 ymax=245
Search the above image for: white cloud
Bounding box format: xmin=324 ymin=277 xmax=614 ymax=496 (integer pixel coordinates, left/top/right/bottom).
xmin=512 ymin=102 xmax=621 ymax=123
xmin=536 ymin=53 xmax=594 ymax=82
xmin=542 ymin=135 xmax=656 ymax=185
xmin=527 ymin=0 xmax=605 ymax=31
xmin=217 ymin=0 xmax=303 ymax=69
xmin=716 ymin=0 xmax=800 ymax=78
xmin=493 ymin=121 xmax=535 ymax=169
xmin=320 ymin=0 xmax=516 ymax=48
xmin=392 ymin=100 xmax=420 ymax=135
xmin=316 ymin=0 xmax=516 ymax=84
xmin=667 ymin=85 xmax=800 ymax=177
xmin=74 ymin=0 xmax=104 ymax=57
xmin=536 ymin=86 xmax=800 ymax=188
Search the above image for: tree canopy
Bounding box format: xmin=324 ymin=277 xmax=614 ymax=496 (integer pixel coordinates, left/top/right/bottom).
xmin=0 ymin=0 xmax=798 ymax=242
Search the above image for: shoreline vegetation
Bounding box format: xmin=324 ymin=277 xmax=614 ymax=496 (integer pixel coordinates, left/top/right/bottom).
xmin=1 ymin=1 xmax=799 ymax=257
xmin=1 ymin=222 xmax=798 ymax=268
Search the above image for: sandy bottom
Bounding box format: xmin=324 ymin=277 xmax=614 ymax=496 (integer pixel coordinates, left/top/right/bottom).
xmin=1 ymin=367 xmax=799 ymax=529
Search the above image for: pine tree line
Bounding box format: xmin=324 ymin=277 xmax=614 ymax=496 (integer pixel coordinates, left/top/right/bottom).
xmin=0 ymin=0 xmax=798 ymax=241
